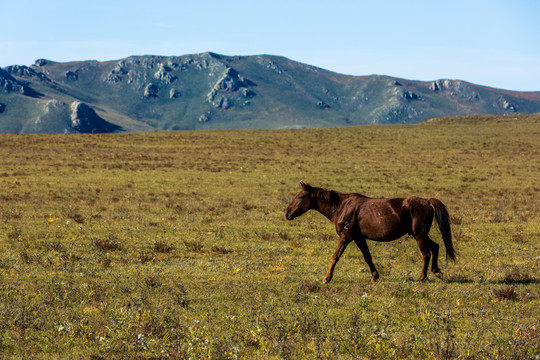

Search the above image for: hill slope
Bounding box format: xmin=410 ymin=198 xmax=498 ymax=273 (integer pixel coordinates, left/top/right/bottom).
xmin=1 ymin=52 xmax=540 ymax=133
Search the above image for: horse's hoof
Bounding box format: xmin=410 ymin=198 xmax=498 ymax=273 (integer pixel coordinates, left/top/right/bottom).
xmin=322 ymin=278 xmax=331 ymax=284
xmin=434 ymin=272 xmax=444 ymax=281
xmin=367 ymin=271 xmax=379 ymax=283
xmin=417 ymin=276 xmax=427 ymax=282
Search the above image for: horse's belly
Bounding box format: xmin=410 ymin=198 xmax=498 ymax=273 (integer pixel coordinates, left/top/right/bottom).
xmin=359 ymin=218 xmax=409 ymax=241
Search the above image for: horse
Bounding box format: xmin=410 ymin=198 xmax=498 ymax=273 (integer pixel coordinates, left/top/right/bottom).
xmin=285 ymin=182 xmax=455 ymax=283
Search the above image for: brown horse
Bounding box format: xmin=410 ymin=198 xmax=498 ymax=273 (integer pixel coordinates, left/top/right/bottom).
xmin=285 ymin=182 xmax=455 ymax=283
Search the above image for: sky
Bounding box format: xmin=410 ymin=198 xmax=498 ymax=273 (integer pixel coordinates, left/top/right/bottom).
xmin=1 ymin=0 xmax=539 ymax=91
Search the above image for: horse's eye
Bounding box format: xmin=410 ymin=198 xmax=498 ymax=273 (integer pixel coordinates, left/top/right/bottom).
xmin=298 ymin=194 xmax=308 ymax=199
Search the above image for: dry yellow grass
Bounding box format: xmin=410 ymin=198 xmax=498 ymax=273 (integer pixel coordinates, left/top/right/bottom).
xmin=0 ymin=116 xmax=538 ymax=359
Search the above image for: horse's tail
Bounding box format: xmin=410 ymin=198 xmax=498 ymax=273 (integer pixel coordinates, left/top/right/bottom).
xmin=428 ymin=198 xmax=456 ymax=261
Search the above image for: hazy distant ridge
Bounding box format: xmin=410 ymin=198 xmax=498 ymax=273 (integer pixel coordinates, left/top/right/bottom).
xmin=1 ymin=52 xmax=539 ymax=133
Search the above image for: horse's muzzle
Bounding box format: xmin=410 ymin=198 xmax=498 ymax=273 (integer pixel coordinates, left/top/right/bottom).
xmin=285 ymin=211 xmax=294 ymax=220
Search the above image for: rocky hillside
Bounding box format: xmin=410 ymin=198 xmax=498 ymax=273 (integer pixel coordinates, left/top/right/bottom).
xmin=1 ymin=52 xmax=539 ymax=133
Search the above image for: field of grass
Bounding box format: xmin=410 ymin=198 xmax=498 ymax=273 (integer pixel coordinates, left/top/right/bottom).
xmin=0 ymin=115 xmax=538 ymax=359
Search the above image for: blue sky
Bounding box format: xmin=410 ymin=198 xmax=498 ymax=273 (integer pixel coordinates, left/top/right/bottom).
xmin=1 ymin=0 xmax=539 ymax=91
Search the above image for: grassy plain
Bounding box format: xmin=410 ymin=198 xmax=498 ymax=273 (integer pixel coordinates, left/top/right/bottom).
xmin=0 ymin=114 xmax=539 ymax=359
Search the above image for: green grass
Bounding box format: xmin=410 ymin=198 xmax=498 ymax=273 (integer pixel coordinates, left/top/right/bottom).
xmin=0 ymin=116 xmax=539 ymax=359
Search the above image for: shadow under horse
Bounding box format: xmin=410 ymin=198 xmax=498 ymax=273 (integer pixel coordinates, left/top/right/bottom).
xmin=285 ymin=183 xmax=456 ymax=283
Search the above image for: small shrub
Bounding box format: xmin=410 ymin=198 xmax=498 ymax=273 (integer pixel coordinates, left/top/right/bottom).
xmin=449 ymin=213 xmax=462 ymax=225
xmin=93 ymin=238 xmax=121 ymax=251
xmin=99 ymin=257 xmax=112 ymax=268
xmin=166 ymin=200 xmax=183 ymax=214
xmin=145 ymin=276 xmax=162 ymax=288
xmin=426 ymin=311 xmax=457 ymax=360
xmin=47 ymin=241 xmax=64 ymax=251
xmin=184 ymin=240 xmax=204 ymax=252
xmin=211 ymin=246 xmax=232 ymax=254
xmin=489 ymin=212 xmax=507 ymax=223
xmin=453 ymin=229 xmax=470 ymax=242
xmin=68 ymin=212 xmax=85 ymax=224
xmin=319 ymin=233 xmax=334 ymax=242
xmin=510 ymin=231 xmax=524 ymax=243
xmin=138 ymin=252 xmax=154 ymax=264
xmin=298 ymin=280 xmax=321 ymax=293
xmin=493 ymin=287 xmax=516 ymax=301
xmin=241 ymin=200 xmax=256 ymax=211
xmin=501 ymin=269 xmax=536 ymax=284
xmin=277 ymin=231 xmax=290 ymax=241
xmin=154 ymin=241 xmax=174 ymax=253
xmin=175 ymin=294 xmax=190 ymax=308
xmin=445 ymin=273 xmax=473 ymax=283
xmin=19 ymin=249 xmax=31 ymax=264
xmin=8 ymin=228 xmax=22 ymax=241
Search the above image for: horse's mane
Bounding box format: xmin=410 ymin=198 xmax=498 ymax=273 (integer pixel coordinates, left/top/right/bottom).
xmin=313 ymin=187 xmax=342 ymax=206
xmin=303 ymin=182 xmax=366 ymax=206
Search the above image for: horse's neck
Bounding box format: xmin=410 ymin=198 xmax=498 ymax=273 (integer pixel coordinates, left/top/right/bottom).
xmin=314 ymin=191 xmax=342 ymax=222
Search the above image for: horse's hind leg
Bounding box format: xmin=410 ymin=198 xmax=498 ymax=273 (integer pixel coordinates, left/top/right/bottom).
xmin=413 ymin=210 xmax=435 ymax=281
xmin=415 ymin=237 xmax=431 ymax=281
xmin=427 ymin=237 xmax=443 ymax=279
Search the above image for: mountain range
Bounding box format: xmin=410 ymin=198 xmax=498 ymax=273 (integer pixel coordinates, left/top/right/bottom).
xmin=1 ymin=52 xmax=539 ymax=133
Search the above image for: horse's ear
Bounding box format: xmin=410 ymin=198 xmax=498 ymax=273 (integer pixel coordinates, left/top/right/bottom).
xmin=300 ymin=182 xmax=313 ymax=192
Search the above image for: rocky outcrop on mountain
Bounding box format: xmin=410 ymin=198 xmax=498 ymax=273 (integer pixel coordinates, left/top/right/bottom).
xmin=500 ymin=99 xmax=517 ymax=111
xmin=208 ymin=67 xmax=253 ymax=97
xmin=104 ymin=73 xmax=121 ymax=83
xmin=403 ymin=90 xmax=419 ymax=100
xmin=218 ymin=68 xmax=252 ymax=92
xmin=170 ymin=88 xmax=181 ymax=99
xmin=212 ymin=96 xmax=232 ymax=110
xmin=45 ymin=99 xmax=64 ymax=112
xmin=256 ymin=56 xmax=285 ymax=74
xmin=317 ymin=101 xmax=329 ymax=109
xmin=112 ymin=65 xmax=128 ymax=75
xmin=154 ymin=64 xmax=177 ymax=84
xmin=206 ymin=67 xmax=255 ymax=109
xmin=66 ymin=71 xmax=78 ymax=81
xmin=371 ymin=103 xmax=422 ymax=124
xmin=144 ymin=84 xmax=159 ymax=98
xmin=34 ymin=59 xmax=48 ymax=67
xmin=241 ymin=88 xmax=255 ymax=98
xmin=198 ymin=113 xmax=211 ymax=123
xmin=0 ymin=68 xmax=41 ymax=97
xmin=429 ymin=79 xmax=480 ymax=102
xmin=5 ymin=65 xmax=50 ymax=82
xmin=70 ymin=101 xmax=122 ymax=133
xmin=103 ymin=63 xmax=130 ymax=83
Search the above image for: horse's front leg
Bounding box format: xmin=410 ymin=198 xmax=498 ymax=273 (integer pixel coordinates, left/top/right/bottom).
xmin=354 ymin=238 xmax=379 ymax=282
xmin=323 ymin=234 xmax=352 ymax=283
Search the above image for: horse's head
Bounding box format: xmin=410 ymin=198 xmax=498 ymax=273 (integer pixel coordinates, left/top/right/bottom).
xmin=285 ymin=182 xmax=315 ymax=220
